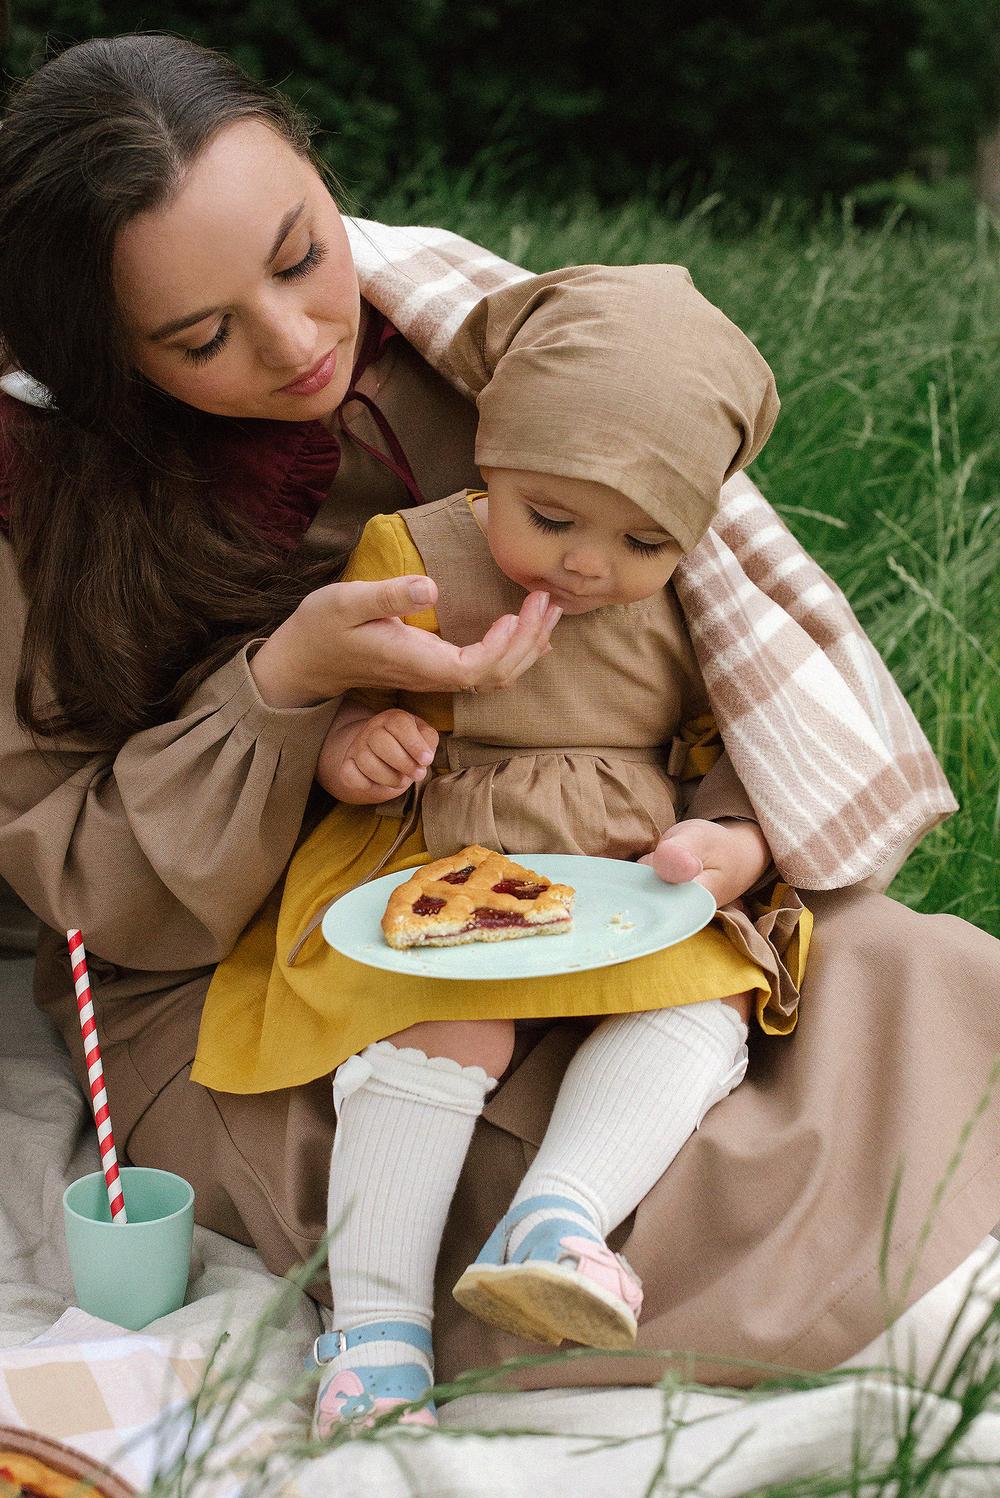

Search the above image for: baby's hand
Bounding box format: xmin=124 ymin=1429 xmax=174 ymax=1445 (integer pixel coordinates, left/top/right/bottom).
xmin=317 ymin=708 xmax=439 ymax=805
xmin=639 ymin=818 xmax=771 ymax=908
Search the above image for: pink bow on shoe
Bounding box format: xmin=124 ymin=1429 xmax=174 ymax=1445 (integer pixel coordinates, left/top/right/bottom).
xmin=559 ymin=1235 xmax=644 ymax=1315
xmin=315 ymin=1370 xmax=436 ymax=1436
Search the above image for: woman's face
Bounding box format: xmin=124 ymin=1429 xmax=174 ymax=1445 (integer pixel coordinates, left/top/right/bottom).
xmin=114 ymin=120 xmax=361 ymax=421
xmin=481 ymin=468 xmax=683 ymax=614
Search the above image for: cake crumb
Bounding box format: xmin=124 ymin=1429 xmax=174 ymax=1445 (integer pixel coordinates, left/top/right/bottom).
xmin=609 ymin=910 xmax=635 ymax=930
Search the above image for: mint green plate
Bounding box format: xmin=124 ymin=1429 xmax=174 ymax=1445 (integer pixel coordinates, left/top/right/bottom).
xmin=322 ymin=854 xmax=716 ymax=981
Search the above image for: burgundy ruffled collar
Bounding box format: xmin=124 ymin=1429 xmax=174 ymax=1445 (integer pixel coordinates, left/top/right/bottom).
xmin=0 ymin=312 xmax=406 ymax=547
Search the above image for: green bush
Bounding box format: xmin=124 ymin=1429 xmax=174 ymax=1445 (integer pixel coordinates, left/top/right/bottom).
xmin=3 ymin=0 xmax=999 ymax=210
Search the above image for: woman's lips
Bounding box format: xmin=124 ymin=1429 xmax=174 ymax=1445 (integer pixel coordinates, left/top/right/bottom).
xmin=277 ymin=346 xmax=338 ymax=396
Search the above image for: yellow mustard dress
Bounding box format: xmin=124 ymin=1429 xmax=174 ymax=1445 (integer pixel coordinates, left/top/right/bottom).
xmin=193 ymin=505 xmax=809 ymax=1095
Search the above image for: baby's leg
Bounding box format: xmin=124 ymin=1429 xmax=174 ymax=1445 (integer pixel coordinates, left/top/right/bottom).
xmin=454 ymin=998 xmax=749 ymax=1349
xmin=315 ymin=1018 xmax=512 ymax=1434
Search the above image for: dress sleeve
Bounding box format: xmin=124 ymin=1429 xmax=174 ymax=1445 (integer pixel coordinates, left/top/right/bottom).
xmin=672 ymin=712 xmax=760 ymax=825
xmin=0 ymin=538 xmax=341 ymax=970
xmin=683 ymin=748 xmax=760 ymax=824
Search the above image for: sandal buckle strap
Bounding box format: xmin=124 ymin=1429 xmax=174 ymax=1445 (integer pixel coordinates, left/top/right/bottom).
xmin=313 ymin=1319 xmax=433 ymax=1366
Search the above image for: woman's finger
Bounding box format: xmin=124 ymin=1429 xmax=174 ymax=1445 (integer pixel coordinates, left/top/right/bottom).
xmin=490 ymin=600 xmax=563 ymax=686
xmin=283 ymin=581 xmax=559 ymax=699
xmin=334 ymin=575 xmax=439 ymax=627
xmin=453 ymin=594 xmax=561 ymax=691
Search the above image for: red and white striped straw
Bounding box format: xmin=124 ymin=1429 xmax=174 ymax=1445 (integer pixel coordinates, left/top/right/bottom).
xmin=67 ymin=929 xmax=127 ymax=1224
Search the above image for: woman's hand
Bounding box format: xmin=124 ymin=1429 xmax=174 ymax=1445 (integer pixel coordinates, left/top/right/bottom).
xmin=640 ymin=818 xmax=771 ymax=909
xmin=250 ymin=575 xmax=561 ymax=708
xmin=317 ymin=705 xmax=439 ymax=804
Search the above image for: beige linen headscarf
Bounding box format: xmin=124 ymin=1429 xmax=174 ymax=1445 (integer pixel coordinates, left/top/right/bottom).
xmin=462 ymin=264 xmax=779 ymax=553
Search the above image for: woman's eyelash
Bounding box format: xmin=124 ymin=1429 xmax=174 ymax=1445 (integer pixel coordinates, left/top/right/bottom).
xmin=275 ymin=237 xmax=328 ymax=282
xmin=183 ymin=239 xmax=329 ymax=364
xmin=625 ymin=535 xmax=670 ymax=556
xmin=526 ymin=507 xmax=572 ymax=534
xmin=185 ymin=321 xmax=231 ymax=366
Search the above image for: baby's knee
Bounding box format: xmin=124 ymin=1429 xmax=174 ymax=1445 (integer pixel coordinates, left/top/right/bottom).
xmin=719 ymin=990 xmax=753 ymax=1024
xmin=384 ymin=1017 xmax=515 ymax=1079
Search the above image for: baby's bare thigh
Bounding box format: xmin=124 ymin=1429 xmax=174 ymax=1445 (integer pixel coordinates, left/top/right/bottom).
xmin=385 ymin=1017 xmax=516 ymax=1077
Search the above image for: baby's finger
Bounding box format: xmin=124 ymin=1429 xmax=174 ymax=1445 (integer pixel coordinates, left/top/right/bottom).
xmin=640 ymin=839 xmax=704 ymax=885
xmin=366 ymin=724 xmax=426 ymax=775
xmin=341 ymin=762 xmax=413 ymax=804
xmin=353 ymin=742 xmax=416 ymax=789
xmin=382 ymin=711 xmax=438 ymax=767
xmin=413 ymin=716 xmax=440 ymax=755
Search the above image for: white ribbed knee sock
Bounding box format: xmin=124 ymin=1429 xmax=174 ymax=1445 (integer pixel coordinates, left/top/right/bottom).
xmin=507 ymin=1000 xmax=748 ymax=1254
xmin=327 ymin=1040 xmax=495 ymax=1374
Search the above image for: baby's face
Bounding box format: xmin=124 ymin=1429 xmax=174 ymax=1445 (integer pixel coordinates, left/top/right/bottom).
xmin=480 ymin=468 xmax=683 ymax=614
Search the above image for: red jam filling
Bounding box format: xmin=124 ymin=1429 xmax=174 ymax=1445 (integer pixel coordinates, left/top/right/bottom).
xmin=413 ymin=895 xmax=446 ymax=916
xmin=441 ymin=866 xmax=475 ymax=884
xmin=491 ymin=880 xmax=547 ymax=900
xmin=469 ymin=907 xmax=531 ymax=928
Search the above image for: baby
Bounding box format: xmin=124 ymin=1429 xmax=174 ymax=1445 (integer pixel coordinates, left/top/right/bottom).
xmin=300 ymin=266 xmax=784 ymax=1426
xmin=197 ymin=265 xmax=795 ymax=1434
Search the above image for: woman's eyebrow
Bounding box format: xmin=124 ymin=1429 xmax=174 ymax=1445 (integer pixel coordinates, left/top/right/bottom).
xmin=146 ymin=200 xmax=307 ymax=342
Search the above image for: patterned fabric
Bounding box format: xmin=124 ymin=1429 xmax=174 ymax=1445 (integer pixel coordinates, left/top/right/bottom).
xmin=0 ymin=1311 xmax=207 ymax=1491
xmin=344 ymin=217 xmax=956 ymax=888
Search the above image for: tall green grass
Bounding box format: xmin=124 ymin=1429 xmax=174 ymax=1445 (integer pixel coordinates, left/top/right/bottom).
xmin=134 ymin=1194 xmax=1000 ymax=1497
xmin=370 ymin=184 xmax=1000 ymax=934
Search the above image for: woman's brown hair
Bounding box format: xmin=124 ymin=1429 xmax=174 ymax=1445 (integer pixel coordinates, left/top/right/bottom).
xmin=0 ymin=34 xmax=343 ymax=748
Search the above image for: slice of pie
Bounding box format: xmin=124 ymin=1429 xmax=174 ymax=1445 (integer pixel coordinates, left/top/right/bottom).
xmin=382 ymin=844 xmax=574 ymax=949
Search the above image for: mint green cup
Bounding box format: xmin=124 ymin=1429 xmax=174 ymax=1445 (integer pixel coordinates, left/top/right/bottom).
xmin=63 ymin=1167 xmax=194 ymax=1330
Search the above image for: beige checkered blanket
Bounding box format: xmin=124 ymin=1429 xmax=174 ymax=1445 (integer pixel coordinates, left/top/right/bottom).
xmin=2 ymin=951 xmax=999 ymax=1495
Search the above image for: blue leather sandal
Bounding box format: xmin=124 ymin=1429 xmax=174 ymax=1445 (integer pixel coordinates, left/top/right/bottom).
xmin=453 ymin=1194 xmax=643 ymax=1349
xmin=311 ymin=1319 xmax=437 ymax=1436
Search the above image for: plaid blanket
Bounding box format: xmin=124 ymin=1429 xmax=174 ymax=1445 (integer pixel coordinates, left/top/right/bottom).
xmin=345 ymin=218 xmax=956 ymax=889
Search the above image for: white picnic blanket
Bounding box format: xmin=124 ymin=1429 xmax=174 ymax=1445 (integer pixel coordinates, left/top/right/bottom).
xmin=1 ymin=952 xmax=998 ymax=1496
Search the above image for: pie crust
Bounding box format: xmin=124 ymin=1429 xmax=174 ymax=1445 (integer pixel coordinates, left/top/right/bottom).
xmin=382 ymin=844 xmax=574 ymax=949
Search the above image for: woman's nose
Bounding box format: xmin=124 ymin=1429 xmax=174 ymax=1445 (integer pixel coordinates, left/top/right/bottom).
xmin=255 ymin=302 xmax=317 ymax=372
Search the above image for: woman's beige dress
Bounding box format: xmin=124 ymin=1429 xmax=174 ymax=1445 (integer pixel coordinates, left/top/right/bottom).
xmin=1 ymin=303 xmax=998 ymax=1391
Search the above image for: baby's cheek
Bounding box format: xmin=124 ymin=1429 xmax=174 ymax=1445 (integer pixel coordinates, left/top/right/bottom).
xmin=488 ymin=528 xmax=540 ymax=590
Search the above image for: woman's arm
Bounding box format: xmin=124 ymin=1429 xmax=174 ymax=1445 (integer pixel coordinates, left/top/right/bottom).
xmin=0 ymin=524 xmax=558 ymax=969
xmin=0 ymin=540 xmax=341 ymax=969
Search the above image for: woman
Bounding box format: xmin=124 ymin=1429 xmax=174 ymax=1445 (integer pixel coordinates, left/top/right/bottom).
xmin=0 ymin=34 xmax=997 ymax=1400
